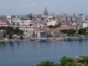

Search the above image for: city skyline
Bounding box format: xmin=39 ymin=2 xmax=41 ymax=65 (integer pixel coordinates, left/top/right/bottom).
xmin=0 ymin=0 xmax=88 ymax=15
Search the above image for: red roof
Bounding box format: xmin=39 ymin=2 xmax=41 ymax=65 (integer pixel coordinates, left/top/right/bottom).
xmin=35 ymin=28 xmax=50 ymax=31
xmin=0 ymin=20 xmax=10 ymax=26
xmin=59 ymin=25 xmax=72 ymax=30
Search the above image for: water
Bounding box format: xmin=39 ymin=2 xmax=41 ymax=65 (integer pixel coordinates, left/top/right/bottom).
xmin=0 ymin=40 xmax=88 ymax=66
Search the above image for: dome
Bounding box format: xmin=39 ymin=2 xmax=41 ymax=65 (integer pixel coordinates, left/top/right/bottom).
xmin=43 ymin=7 xmax=48 ymax=15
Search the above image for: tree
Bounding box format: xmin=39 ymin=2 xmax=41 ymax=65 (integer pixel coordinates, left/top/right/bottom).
xmin=78 ymin=28 xmax=86 ymax=35
xmin=9 ymin=34 xmax=12 ymax=39
xmin=59 ymin=56 xmax=74 ymax=66
xmin=36 ymin=56 xmax=88 ymax=66
xmin=61 ymin=29 xmax=76 ymax=36
xmin=36 ymin=61 xmax=55 ymax=66
xmin=66 ymin=29 xmax=76 ymax=36
xmin=0 ymin=26 xmax=24 ymax=38
xmin=49 ymin=23 xmax=61 ymax=28
xmin=18 ymin=30 xmax=24 ymax=35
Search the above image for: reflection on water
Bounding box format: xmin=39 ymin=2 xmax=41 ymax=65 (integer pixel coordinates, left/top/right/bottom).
xmin=9 ymin=42 xmax=14 ymax=48
xmin=0 ymin=40 xmax=88 ymax=66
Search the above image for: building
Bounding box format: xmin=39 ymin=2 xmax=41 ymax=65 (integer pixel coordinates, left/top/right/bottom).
xmin=47 ymin=20 xmax=58 ymax=26
xmin=71 ymin=13 xmax=77 ymax=22
xmin=34 ymin=27 xmax=61 ymax=38
xmin=0 ymin=30 xmax=6 ymax=40
xmin=6 ymin=15 xmax=12 ymax=24
xmin=34 ymin=28 xmax=50 ymax=38
xmin=19 ymin=27 xmax=34 ymax=37
xmin=43 ymin=7 xmax=48 ymax=16
xmin=78 ymin=14 xmax=84 ymax=24
xmin=59 ymin=24 xmax=72 ymax=30
xmin=0 ymin=20 xmax=10 ymax=26
xmin=11 ymin=17 xmax=22 ymax=26
xmin=83 ymin=21 xmax=88 ymax=28
xmin=72 ymin=22 xmax=78 ymax=30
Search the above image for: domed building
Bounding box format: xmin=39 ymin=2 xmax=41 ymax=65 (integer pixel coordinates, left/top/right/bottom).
xmin=43 ymin=7 xmax=48 ymax=16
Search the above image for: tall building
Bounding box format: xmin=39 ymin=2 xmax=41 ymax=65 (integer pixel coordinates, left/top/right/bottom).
xmin=78 ymin=14 xmax=83 ymax=24
xmin=43 ymin=7 xmax=48 ymax=16
xmin=71 ymin=13 xmax=77 ymax=22
xmin=83 ymin=13 xmax=86 ymax=21
xmin=26 ymin=13 xmax=33 ymax=20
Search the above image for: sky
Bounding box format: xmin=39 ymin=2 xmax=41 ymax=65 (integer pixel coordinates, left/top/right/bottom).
xmin=0 ymin=0 xmax=88 ymax=15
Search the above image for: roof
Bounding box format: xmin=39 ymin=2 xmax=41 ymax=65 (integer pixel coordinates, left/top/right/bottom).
xmin=35 ymin=28 xmax=50 ymax=31
xmin=59 ymin=25 xmax=72 ymax=30
xmin=0 ymin=20 xmax=10 ymax=25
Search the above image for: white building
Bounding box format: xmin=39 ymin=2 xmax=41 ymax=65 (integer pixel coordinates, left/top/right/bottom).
xmin=11 ymin=18 xmax=22 ymax=26
xmin=11 ymin=17 xmax=33 ymax=27
xmin=47 ymin=20 xmax=57 ymax=26
xmin=21 ymin=20 xmax=33 ymax=27
xmin=72 ymin=22 xmax=78 ymax=30
xmin=83 ymin=21 xmax=88 ymax=28
xmin=19 ymin=27 xmax=34 ymax=37
xmin=6 ymin=15 xmax=12 ymax=24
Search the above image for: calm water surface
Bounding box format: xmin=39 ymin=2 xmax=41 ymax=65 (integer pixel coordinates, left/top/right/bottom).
xmin=0 ymin=40 xmax=88 ymax=66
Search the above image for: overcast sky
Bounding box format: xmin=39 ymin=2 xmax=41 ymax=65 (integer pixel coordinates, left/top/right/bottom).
xmin=0 ymin=0 xmax=88 ymax=15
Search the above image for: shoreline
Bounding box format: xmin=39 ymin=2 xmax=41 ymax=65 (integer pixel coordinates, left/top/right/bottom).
xmin=0 ymin=37 xmax=88 ymax=43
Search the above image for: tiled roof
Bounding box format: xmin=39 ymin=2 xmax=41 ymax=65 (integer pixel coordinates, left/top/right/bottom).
xmin=35 ymin=28 xmax=50 ymax=31
xmin=0 ymin=20 xmax=10 ymax=25
xmin=59 ymin=25 xmax=72 ymax=30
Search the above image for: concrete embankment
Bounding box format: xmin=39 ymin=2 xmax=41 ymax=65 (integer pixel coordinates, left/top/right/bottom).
xmin=47 ymin=38 xmax=64 ymax=41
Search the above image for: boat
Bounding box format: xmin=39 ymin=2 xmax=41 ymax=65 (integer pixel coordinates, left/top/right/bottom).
xmin=64 ymin=37 xmax=72 ymax=41
xmin=30 ymin=38 xmax=36 ymax=41
xmin=38 ymin=38 xmax=49 ymax=42
xmin=77 ymin=36 xmax=83 ymax=41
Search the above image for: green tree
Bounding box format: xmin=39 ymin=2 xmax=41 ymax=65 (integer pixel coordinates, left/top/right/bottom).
xmin=61 ymin=29 xmax=76 ymax=36
xmin=66 ymin=29 xmax=76 ymax=36
xmin=36 ymin=61 xmax=55 ymax=66
xmin=60 ymin=56 xmax=74 ymax=66
xmin=78 ymin=28 xmax=86 ymax=35
xmin=49 ymin=23 xmax=61 ymax=28
xmin=0 ymin=26 xmax=24 ymax=38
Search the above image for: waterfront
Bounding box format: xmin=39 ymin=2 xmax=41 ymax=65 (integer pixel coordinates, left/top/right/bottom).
xmin=0 ymin=40 xmax=88 ymax=66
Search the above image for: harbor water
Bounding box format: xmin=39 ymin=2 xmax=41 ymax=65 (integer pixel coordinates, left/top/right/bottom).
xmin=0 ymin=40 xmax=88 ymax=66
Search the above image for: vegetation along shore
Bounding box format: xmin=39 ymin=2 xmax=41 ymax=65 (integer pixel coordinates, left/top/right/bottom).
xmin=36 ymin=56 xmax=88 ymax=66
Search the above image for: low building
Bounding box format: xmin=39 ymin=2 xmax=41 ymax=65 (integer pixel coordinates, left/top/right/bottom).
xmin=0 ymin=20 xmax=10 ymax=26
xmin=34 ymin=27 xmax=60 ymax=38
xmin=59 ymin=25 xmax=72 ymax=30
xmin=11 ymin=18 xmax=33 ymax=27
xmin=19 ymin=26 xmax=34 ymax=38
xmin=47 ymin=20 xmax=57 ymax=26
xmin=34 ymin=28 xmax=50 ymax=38
xmin=72 ymin=22 xmax=78 ymax=30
